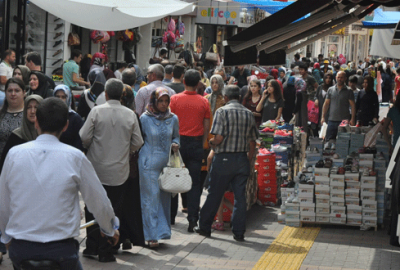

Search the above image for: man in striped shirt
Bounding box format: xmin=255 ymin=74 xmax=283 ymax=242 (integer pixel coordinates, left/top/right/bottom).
xmin=195 ymin=85 xmax=259 ymax=241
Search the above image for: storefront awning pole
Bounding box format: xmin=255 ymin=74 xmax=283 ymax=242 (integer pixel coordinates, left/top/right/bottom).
xmin=229 ymin=2 xmax=354 ymax=53
xmin=285 ymin=4 xmax=379 ymax=54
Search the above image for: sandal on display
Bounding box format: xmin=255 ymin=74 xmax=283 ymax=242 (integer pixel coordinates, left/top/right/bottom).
xmin=212 ymin=222 xmax=225 ymax=231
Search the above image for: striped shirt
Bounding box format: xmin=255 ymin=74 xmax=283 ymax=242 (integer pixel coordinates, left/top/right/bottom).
xmin=211 ymin=100 xmax=259 ymax=154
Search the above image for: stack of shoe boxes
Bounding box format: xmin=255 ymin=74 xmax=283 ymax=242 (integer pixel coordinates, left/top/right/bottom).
xmin=375 ymin=158 xmax=386 ymax=224
xmin=257 ymin=153 xmax=278 ymax=205
xmin=299 ymin=184 xmax=315 ymax=222
xmin=305 ymin=149 xmax=322 ymax=168
xmin=345 ymin=171 xmax=361 ymax=225
xmin=360 ymin=154 xmax=377 ymax=227
xmin=376 ymin=136 xmax=390 ymax=162
xmin=331 ymin=173 xmax=347 ymax=224
xmin=359 ymin=154 xmax=374 ymax=173
xmin=349 ymin=133 xmax=365 ymax=154
xmin=336 ymin=132 xmax=351 ymax=158
xmin=315 ymin=168 xmax=330 ymax=223
xmin=285 ymin=202 xmax=300 ymax=227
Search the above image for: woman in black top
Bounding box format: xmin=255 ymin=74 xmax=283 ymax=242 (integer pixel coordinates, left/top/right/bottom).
xmin=315 ymin=73 xmax=334 ymax=125
xmin=0 ymin=95 xmax=43 ymax=172
xmin=282 ymin=76 xmax=296 ymax=123
xmin=26 ymin=71 xmax=53 ymax=98
xmin=256 ymin=79 xmax=284 ymax=122
xmin=356 ymin=75 xmax=379 ymax=126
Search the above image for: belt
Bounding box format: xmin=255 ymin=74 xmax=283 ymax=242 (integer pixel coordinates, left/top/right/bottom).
xmin=180 ymin=135 xmax=203 ymax=141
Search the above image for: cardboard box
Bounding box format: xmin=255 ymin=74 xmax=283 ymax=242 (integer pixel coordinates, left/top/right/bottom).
xmin=363 ymin=216 xmax=377 ymax=226
xmin=314 ymin=168 xmax=330 ymax=177
xmin=331 ymin=185 xmax=345 ymax=192
xmin=315 ymin=206 xmax=330 ymax=214
xmin=347 ymin=214 xmax=362 ymax=225
xmin=346 ymin=181 xmax=360 ymax=189
xmin=362 ymin=209 xmax=377 ymax=217
xmin=347 ymin=205 xmax=362 ymax=215
xmin=345 ymin=173 xmax=360 ymax=182
xmin=345 ymin=198 xmax=360 ymax=206
xmin=300 ymin=212 xmax=315 ymax=222
xmin=345 ymin=189 xmax=360 ymax=199
xmin=315 ymin=185 xmax=330 ymax=196
xmin=330 ymin=201 xmax=345 ymax=207
xmin=286 ymin=210 xmax=300 ymax=220
xmin=299 ymin=197 xmax=313 ymax=204
xmin=300 ymin=203 xmax=315 ymax=213
xmin=315 ymin=214 xmax=330 ymax=223
xmin=285 ymin=203 xmax=300 ymax=211
xmin=331 ymin=205 xmax=346 ymax=215
xmin=362 ymin=200 xmax=377 ymax=210
xmin=330 ymin=214 xmax=347 ymax=224
xmin=286 ymin=221 xmax=301 ymax=227
xmin=315 ymin=176 xmax=330 ymax=185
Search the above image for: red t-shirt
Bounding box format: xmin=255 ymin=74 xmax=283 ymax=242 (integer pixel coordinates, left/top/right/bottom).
xmin=170 ymin=90 xmax=210 ymax=136
xmin=395 ymin=75 xmax=400 ymax=96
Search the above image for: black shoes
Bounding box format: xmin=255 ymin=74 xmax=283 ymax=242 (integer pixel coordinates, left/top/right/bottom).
xmin=53 ymin=32 xmax=62 ymax=40
xmin=233 ymin=235 xmax=245 ymax=242
xmin=82 ymin=248 xmax=98 ymax=256
xmin=188 ymin=221 xmax=197 ymax=232
xmin=194 ymin=226 xmax=211 ymax=237
xmin=53 ymin=49 xmax=62 ymax=57
xmin=98 ymin=254 xmax=116 ymax=263
xmin=122 ymin=239 xmax=132 ymax=250
xmin=53 ymin=40 xmax=62 ymax=47
xmin=54 ymin=23 xmax=64 ymax=31
xmin=52 ymin=59 xmax=62 ymax=66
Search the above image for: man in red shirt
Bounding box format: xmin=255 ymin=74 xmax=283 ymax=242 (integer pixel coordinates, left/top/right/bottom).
xmin=170 ymin=70 xmax=210 ymax=232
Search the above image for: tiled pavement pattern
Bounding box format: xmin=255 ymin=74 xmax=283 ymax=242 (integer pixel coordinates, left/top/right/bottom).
xmin=1 ymin=193 xmax=400 ymax=270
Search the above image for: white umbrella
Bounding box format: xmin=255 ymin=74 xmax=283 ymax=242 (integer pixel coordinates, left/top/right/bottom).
xmin=30 ymin=0 xmax=194 ymax=31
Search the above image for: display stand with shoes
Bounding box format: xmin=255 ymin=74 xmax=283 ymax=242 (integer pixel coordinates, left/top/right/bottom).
xmin=45 ymin=14 xmax=65 ymax=82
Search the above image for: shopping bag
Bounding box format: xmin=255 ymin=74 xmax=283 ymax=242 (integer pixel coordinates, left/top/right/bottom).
xmin=205 ymin=46 xmax=218 ymax=62
xmin=307 ymin=100 xmax=319 ymax=124
xmin=319 ymin=122 xmax=328 ymax=139
xmin=364 ymin=122 xmax=382 ymax=147
xmin=158 ymin=145 xmax=192 ymax=193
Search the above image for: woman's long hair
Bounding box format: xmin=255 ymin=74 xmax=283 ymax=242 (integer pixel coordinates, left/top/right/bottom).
xmin=243 ymin=79 xmax=261 ymax=101
xmin=269 ymin=79 xmax=283 ymax=101
xmin=0 ymin=77 xmax=25 ymax=120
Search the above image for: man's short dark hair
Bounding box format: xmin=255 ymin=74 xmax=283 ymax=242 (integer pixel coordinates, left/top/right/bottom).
xmin=172 ymin=64 xmax=185 ymax=79
xmin=223 ymin=85 xmax=240 ymax=100
xmin=117 ymin=61 xmax=128 ymax=69
xmin=25 ymin=52 xmax=42 ymax=66
xmin=36 ymin=98 xmax=68 ymax=133
xmin=294 ymin=53 xmax=300 ymax=61
xmin=160 ymin=49 xmax=168 ymax=56
xmin=334 ymin=63 xmax=340 ymax=70
xmin=165 ymin=65 xmax=173 ymax=75
xmin=3 ymin=49 xmax=14 ymax=59
xmin=184 ymin=69 xmax=201 ymax=87
xmin=105 ymin=78 xmax=124 ymax=100
xmin=71 ymin=49 xmax=82 ymax=59
xmin=299 ymin=63 xmax=307 ymax=70
xmin=349 ymin=75 xmax=358 ymax=84
xmin=121 ymin=68 xmax=136 ymax=86
xmin=318 ymin=54 xmax=323 ymax=58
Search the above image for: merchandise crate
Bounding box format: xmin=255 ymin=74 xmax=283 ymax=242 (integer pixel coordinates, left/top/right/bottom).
xmin=273 ymin=136 xmax=293 ymax=145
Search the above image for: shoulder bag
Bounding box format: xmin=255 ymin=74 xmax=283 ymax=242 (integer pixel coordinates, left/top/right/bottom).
xmin=158 ymin=146 xmax=192 ymax=193
xmin=205 ymin=46 xmax=218 ymax=62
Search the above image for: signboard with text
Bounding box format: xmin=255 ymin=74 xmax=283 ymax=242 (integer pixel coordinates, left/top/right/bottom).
xmin=196 ymin=0 xmax=240 ymax=26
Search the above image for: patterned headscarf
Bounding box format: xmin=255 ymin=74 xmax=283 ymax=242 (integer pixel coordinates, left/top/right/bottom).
xmin=294 ymin=78 xmax=306 ymax=92
xmin=287 ymin=76 xmax=296 ymax=86
xmin=209 ymin=74 xmax=224 ymax=115
xmin=91 ymin=52 xmax=105 ymax=66
xmin=145 ymin=87 xmax=173 ymax=120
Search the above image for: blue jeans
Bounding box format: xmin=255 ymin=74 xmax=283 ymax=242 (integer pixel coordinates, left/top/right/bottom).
xmin=199 ymin=152 xmax=250 ymax=236
xmin=326 ymin=121 xmax=341 ymax=141
xmin=180 ymin=136 xmax=204 ymax=223
xmin=9 ymin=238 xmax=82 ymax=270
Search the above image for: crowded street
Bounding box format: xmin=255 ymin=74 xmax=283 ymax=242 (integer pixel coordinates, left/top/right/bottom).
xmin=0 ymin=0 xmax=399 ymax=269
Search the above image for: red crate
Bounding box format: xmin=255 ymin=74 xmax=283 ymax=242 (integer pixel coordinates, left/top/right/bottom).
xmin=257 ymin=192 xmax=278 ymax=205
xmin=257 ymin=178 xmax=277 ymax=187
xmin=258 ymin=186 xmax=278 ymax=194
xmin=224 ymin=192 xmax=234 ymax=204
xmin=222 ymin=207 xmax=232 ymax=222
xmin=257 ymin=169 xmax=276 ymax=178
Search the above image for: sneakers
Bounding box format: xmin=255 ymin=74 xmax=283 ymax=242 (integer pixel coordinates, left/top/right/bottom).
xmin=315 ymin=160 xmax=324 ymax=168
xmin=277 ymin=123 xmax=293 ymax=130
xmin=188 ymin=221 xmax=198 ymax=233
xmin=339 ymin=120 xmax=349 ymax=127
xmin=324 ymin=142 xmax=331 ymax=150
xmin=292 ymin=196 xmax=299 ymax=203
xmin=212 ymin=222 xmax=225 ymax=231
xmin=261 ymin=127 xmax=275 ymax=133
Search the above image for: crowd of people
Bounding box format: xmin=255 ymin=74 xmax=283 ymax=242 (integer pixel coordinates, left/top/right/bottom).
xmin=0 ymin=47 xmax=399 ymax=269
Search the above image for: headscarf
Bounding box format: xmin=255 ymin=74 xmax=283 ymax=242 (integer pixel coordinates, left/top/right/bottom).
xmin=270 ymin=69 xmax=279 ymax=80
xmin=145 ymin=87 xmax=173 ymax=120
xmin=132 ymin=64 xmax=145 ymax=92
xmin=294 ymin=77 xmax=306 ymax=92
xmin=313 ymin=63 xmax=320 ymax=69
xmin=12 ymin=95 xmax=43 ymax=141
xmin=278 ymin=67 xmax=286 ymax=75
xmin=13 ymin=65 xmax=30 ymax=87
xmin=103 ymin=68 xmax=116 ymax=80
xmin=91 ymin=52 xmax=105 ymax=66
xmin=87 ymin=69 xmax=106 ymax=102
xmin=209 ymin=74 xmax=224 ymax=115
xmin=29 ymin=71 xmax=51 ymax=98
xmin=54 ymin=84 xmax=73 ymax=112
xmin=287 ymin=76 xmax=296 ymax=86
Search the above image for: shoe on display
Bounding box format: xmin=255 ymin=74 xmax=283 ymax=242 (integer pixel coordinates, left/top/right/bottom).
xmin=292 ymin=196 xmax=299 ymax=203
xmin=53 ymin=40 xmax=62 ymax=47
xmin=53 ymin=49 xmax=63 ymax=57
xmin=331 ymin=143 xmax=336 ymax=150
xmin=332 ymin=153 xmax=340 ymax=159
xmin=285 ymin=194 xmax=295 ymax=204
xmin=52 ymin=59 xmax=62 ymax=66
xmin=369 ymin=170 xmax=377 ymax=176
xmin=339 ymin=120 xmax=349 ymax=127
xmin=54 ymin=23 xmax=64 ymax=31
xmin=323 ymin=158 xmax=332 ymax=168
xmin=362 ymin=170 xmax=370 ymax=176
xmin=307 ymin=177 xmax=315 ymax=185
xmin=53 ymin=32 xmax=62 ymax=40
xmin=324 ymin=142 xmax=331 ymax=150
xmin=315 ymin=160 xmax=324 ymax=168
xmin=338 ymin=167 xmax=345 ymax=175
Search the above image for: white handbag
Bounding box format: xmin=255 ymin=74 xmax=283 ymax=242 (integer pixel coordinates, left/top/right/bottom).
xmin=158 ymin=146 xmax=192 ymax=193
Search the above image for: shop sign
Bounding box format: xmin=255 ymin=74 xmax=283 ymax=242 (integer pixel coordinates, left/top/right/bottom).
xmin=196 ymin=0 xmax=240 ymax=26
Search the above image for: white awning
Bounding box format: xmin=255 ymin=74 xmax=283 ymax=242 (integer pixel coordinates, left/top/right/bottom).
xmin=30 ymin=0 xmax=194 ymax=31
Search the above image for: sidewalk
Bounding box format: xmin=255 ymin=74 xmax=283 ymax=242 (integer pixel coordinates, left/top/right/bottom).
xmin=1 ymin=199 xmax=399 ymax=269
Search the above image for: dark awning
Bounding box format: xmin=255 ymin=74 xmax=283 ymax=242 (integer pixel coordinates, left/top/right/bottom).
xmin=224 ymin=0 xmax=398 ymax=66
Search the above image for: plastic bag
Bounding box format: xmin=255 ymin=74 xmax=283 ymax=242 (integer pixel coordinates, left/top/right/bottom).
xmin=307 ymin=100 xmax=319 ymax=124
xmin=364 ymin=122 xmax=382 ymax=147
xmin=319 ymin=122 xmax=328 ymax=139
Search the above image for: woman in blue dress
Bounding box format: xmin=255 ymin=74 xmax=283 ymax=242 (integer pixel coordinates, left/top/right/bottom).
xmin=139 ymin=87 xmax=179 ymax=248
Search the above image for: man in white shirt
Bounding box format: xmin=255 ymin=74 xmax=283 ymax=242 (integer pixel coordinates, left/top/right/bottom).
xmin=80 ymin=78 xmax=143 ymax=261
xmin=135 ymin=64 xmax=175 ymax=115
xmin=0 ymin=49 xmax=15 ymax=106
xmin=114 ymin=62 xmax=127 ymax=80
xmin=0 ymin=98 xmax=119 ymax=269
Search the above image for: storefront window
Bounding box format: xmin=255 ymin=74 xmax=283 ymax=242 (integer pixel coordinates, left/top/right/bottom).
xmin=329 ymin=36 xmax=339 ymax=43
xmin=321 ymin=42 xmax=325 ymax=55
xmin=24 ymin=2 xmax=46 ymax=59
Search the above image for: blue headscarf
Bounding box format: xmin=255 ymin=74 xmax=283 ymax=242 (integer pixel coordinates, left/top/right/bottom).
xmin=54 ymin=84 xmax=73 ymax=112
xmin=287 ymin=76 xmax=295 ymax=86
